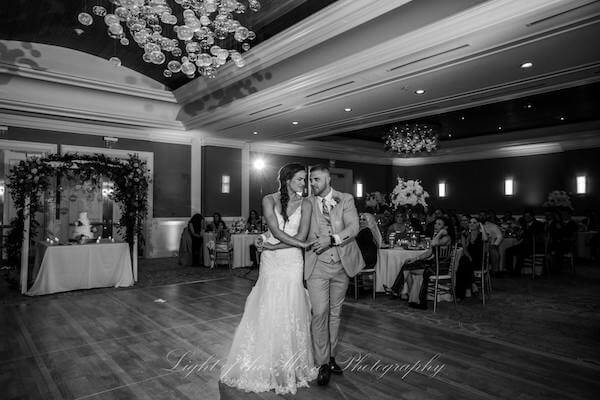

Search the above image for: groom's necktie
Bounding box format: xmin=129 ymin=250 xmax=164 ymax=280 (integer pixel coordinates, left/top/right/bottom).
xmin=321 ymin=198 xmax=330 ymax=218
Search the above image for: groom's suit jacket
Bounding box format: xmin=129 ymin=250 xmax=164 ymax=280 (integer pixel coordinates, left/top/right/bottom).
xmin=304 ymin=189 xmax=365 ymax=280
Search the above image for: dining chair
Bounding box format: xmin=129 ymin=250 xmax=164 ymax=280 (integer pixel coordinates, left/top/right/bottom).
xmin=428 ymin=244 xmax=458 ymax=312
xmin=352 ymin=268 xmax=376 ymax=300
xmin=473 ymin=241 xmax=493 ymax=304
xmin=521 ymin=237 xmax=547 ymax=279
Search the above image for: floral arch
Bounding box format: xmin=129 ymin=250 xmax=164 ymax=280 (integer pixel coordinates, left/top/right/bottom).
xmin=6 ymin=152 xmax=151 ymax=293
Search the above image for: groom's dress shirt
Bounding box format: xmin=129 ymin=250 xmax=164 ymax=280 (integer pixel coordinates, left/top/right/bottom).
xmin=317 ymin=189 xmax=342 ymax=245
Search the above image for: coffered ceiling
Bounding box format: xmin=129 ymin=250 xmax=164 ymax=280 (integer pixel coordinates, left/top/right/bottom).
xmin=1 ymin=0 xmax=599 ymax=150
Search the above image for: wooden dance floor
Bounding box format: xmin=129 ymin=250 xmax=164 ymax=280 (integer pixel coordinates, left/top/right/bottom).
xmin=1 ymin=277 xmax=598 ymax=399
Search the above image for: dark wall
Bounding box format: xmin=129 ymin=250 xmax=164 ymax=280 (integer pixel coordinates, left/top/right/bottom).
xmin=202 ymin=146 xmax=242 ymax=216
xmin=4 ymin=127 xmax=191 ymax=217
xmin=248 ymin=152 xmax=392 ymax=213
xmin=393 ymin=148 xmax=600 ymax=214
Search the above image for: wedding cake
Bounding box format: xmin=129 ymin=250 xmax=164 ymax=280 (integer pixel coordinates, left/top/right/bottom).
xmin=73 ymin=212 xmax=93 ymax=240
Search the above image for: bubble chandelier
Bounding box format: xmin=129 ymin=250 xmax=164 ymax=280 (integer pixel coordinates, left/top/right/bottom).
xmin=77 ymin=0 xmax=261 ymax=79
xmin=383 ymin=123 xmax=440 ymax=156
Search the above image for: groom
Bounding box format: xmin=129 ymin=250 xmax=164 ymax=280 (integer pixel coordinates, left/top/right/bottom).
xmin=306 ymin=165 xmax=364 ymax=386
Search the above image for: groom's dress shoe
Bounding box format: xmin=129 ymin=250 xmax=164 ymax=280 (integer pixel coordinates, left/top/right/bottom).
xmin=329 ymin=357 xmax=343 ymax=375
xmin=317 ymin=364 xmax=331 ymax=386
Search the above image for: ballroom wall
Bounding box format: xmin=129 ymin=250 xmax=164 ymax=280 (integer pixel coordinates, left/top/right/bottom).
xmin=201 ymin=146 xmax=243 ymax=216
xmin=2 ymin=127 xmax=191 ymax=217
xmin=247 ymin=152 xmax=392 ymax=213
xmin=393 ymin=147 xmax=600 ymax=214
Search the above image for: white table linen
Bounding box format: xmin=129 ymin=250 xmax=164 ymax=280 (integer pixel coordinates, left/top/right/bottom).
xmin=375 ymin=248 xmax=428 ymax=292
xmin=27 ymin=241 xmax=133 ymax=296
xmin=231 ymin=233 xmax=261 ymax=268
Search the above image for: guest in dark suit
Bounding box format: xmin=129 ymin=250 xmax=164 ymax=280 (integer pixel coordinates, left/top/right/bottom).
xmin=506 ymin=208 xmax=545 ymax=274
xmin=189 ymin=214 xmax=205 ymax=266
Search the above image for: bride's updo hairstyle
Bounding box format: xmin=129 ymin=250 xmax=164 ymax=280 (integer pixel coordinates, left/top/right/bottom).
xmin=277 ymin=163 xmax=306 ymax=224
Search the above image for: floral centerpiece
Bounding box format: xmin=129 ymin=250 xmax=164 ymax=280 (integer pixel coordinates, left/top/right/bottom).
xmin=390 ymin=178 xmax=429 ymax=210
xmin=543 ymin=190 xmax=573 ymax=210
xmin=231 ymin=218 xmax=247 ymax=233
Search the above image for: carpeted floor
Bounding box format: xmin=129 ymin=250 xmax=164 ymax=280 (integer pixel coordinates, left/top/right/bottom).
xmin=2 ymin=257 xmax=599 ymax=368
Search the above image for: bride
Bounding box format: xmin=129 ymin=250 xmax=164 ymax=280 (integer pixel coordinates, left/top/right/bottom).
xmin=220 ymin=163 xmax=318 ymax=394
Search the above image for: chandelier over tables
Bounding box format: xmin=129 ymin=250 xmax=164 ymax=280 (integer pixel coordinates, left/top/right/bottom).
xmin=77 ymin=0 xmax=261 ymax=79
xmin=383 ymin=123 xmax=440 ymax=155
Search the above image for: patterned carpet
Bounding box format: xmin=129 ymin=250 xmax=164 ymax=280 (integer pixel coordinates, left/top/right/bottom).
xmin=2 ymin=257 xmax=599 ymax=368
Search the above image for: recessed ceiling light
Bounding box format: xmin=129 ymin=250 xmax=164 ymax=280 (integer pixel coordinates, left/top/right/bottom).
xmin=498 ymin=126 xmax=503 ymax=131
xmin=448 ymin=133 xmax=452 ymax=138
xmin=560 ymin=116 xmax=566 ymax=121
xmin=521 ymin=62 xmax=533 ymax=69
xmin=292 ymin=121 xmax=299 ymax=125
xmin=415 ymin=89 xmax=425 ymax=94
xmin=526 ymin=104 xmax=533 ymax=109
xmin=252 ymin=131 xmax=259 ymax=135
xmin=344 ymin=108 xmax=352 ymax=112
xmin=460 ymin=116 xmax=465 ymax=120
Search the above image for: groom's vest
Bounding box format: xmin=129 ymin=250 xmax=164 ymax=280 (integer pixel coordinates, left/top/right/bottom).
xmin=315 ymin=204 xmax=341 ymax=263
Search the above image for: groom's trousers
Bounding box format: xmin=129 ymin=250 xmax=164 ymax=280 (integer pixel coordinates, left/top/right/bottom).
xmin=307 ymin=259 xmax=349 ymax=366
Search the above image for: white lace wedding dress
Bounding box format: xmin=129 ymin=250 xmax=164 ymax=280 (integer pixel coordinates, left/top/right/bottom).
xmin=220 ymin=206 xmax=318 ymax=394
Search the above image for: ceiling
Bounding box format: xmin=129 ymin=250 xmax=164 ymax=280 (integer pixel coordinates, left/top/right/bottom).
xmin=317 ymin=81 xmax=600 ymax=144
xmin=1 ymin=0 xmax=600 ymax=150
xmin=0 ymin=0 xmax=337 ymax=90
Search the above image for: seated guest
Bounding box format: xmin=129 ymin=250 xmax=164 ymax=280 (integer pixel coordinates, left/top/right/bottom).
xmin=178 ymin=213 xmax=204 ymax=266
xmin=215 ymin=220 xmax=231 ymax=243
xmin=455 ymin=216 xmax=486 ymax=300
xmin=245 ymin=209 xmax=262 ymax=232
xmin=386 ymin=211 xmax=408 ymax=239
xmin=479 ymin=210 xmax=503 ymax=272
xmin=425 ymin=208 xmax=444 ymax=237
xmin=553 ymin=209 xmax=578 ymax=259
xmin=206 ymin=212 xmax=224 ymax=232
xmin=386 ymin=217 xmax=451 ymax=309
xmin=246 ymin=209 xmax=262 ymax=268
xmin=458 ymin=214 xmax=470 ymax=241
xmin=506 ymin=208 xmax=545 ymax=274
xmin=357 ymin=213 xmax=382 ymax=268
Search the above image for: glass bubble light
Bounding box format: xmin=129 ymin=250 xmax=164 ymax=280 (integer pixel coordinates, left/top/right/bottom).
xmin=77 ymin=0 xmax=260 ymax=79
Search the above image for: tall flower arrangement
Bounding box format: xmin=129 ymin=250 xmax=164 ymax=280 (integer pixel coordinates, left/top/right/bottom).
xmin=390 ymin=178 xmax=429 ymax=210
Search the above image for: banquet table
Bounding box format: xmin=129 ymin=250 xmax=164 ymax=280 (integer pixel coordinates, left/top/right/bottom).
xmin=231 ymin=233 xmax=261 ymax=268
xmin=375 ymin=248 xmax=428 ymax=292
xmin=575 ymin=231 xmax=597 ymax=259
xmin=27 ymin=241 xmax=133 ymax=296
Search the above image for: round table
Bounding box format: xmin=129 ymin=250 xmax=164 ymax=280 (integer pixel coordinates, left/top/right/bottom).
xmin=375 ymin=248 xmax=428 ymax=292
xmin=231 ymin=233 xmax=261 ymax=268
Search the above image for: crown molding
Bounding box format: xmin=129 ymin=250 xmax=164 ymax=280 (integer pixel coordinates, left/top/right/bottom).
xmin=0 ymin=139 xmax=58 ymax=154
xmin=0 ymin=112 xmax=192 ymax=145
xmin=184 ymin=0 xmax=572 ymax=129
xmin=0 ymin=60 xmax=175 ymax=103
xmin=173 ymin=0 xmax=411 ymax=104
xmin=0 ymin=97 xmax=184 ymax=130
xmin=248 ymin=140 xmax=394 ymax=166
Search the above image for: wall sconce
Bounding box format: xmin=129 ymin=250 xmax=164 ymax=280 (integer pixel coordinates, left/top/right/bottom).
xmin=356 ymin=183 xmax=363 ymax=198
xmin=221 ymin=175 xmax=230 ymax=194
xmin=504 ymin=178 xmax=514 ymax=196
xmin=103 ymin=136 xmax=119 ymax=148
xmin=576 ymin=175 xmax=587 ymax=194
xmin=438 ymin=182 xmax=447 ymax=198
